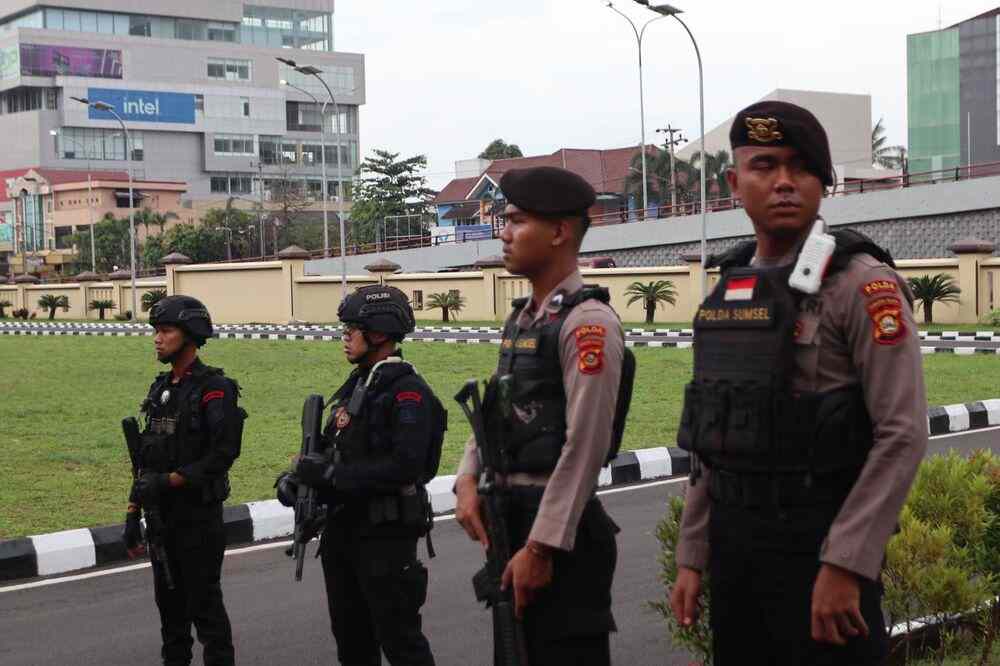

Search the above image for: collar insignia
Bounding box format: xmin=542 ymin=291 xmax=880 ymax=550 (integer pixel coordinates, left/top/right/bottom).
xmin=745 ymin=117 xmax=783 ymax=143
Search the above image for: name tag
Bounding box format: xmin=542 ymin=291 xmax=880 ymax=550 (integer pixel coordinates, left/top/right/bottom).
xmin=695 ymin=302 xmax=775 ymax=329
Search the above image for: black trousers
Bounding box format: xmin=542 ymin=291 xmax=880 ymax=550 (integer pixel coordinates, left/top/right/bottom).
xmin=503 ymin=492 xmax=619 ymax=666
xmin=320 ymin=522 xmax=435 ymax=666
xmin=708 ymin=498 xmax=888 ymax=666
xmin=153 ymin=504 xmax=234 ymax=666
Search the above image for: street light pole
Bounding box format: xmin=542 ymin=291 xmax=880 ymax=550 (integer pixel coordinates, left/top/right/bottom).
xmin=277 ymin=57 xmax=350 ymax=300
xmin=608 ymin=3 xmax=666 ymax=218
xmin=280 ymin=80 xmax=330 ymax=258
xmin=634 ymin=2 xmax=707 ymax=296
xmin=70 ymin=97 xmax=138 ymax=319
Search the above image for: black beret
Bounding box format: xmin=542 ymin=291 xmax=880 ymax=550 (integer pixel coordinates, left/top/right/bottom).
xmin=729 ymin=101 xmax=835 ymax=187
xmin=499 ymin=166 xmax=596 ymax=216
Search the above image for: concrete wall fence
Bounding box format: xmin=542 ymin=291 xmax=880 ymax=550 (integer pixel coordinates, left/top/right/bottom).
xmin=3 ymin=243 xmax=998 ymax=325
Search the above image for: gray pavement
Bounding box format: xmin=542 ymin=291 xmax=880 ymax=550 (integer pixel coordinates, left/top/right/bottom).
xmin=0 ymin=428 xmax=996 ymax=666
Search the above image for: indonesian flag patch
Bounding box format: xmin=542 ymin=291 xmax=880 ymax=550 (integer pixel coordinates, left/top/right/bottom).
xmin=724 ymin=276 xmax=757 ymax=301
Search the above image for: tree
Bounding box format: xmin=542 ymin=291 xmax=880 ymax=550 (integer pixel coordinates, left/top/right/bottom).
xmin=38 ymin=294 xmax=69 ymax=320
xmin=907 ymin=274 xmax=961 ymax=324
xmin=149 ymin=224 xmax=227 ymax=264
xmin=625 ymin=280 xmax=678 ymax=323
xmin=0 ymin=299 xmax=11 ymax=318
xmin=479 ymin=139 xmax=524 ymax=160
xmin=266 ymin=166 xmax=313 ymax=231
xmin=690 ymin=149 xmax=733 ymax=199
xmin=350 ymin=150 xmax=437 ymax=246
xmin=89 ymin=299 xmax=115 ymax=320
xmin=69 ymin=214 xmax=132 ymax=273
xmin=872 ymin=118 xmax=906 ymax=169
xmin=625 ymin=147 xmax=700 ymax=207
xmin=202 ymin=200 xmax=258 ymax=259
xmin=426 ymin=291 xmax=466 ymax=323
xmin=142 ymin=288 xmax=167 ymax=313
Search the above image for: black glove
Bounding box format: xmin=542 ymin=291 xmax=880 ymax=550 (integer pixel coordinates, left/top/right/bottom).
xmin=274 ymin=471 xmax=299 ymax=507
xmin=135 ymin=472 xmax=171 ymax=504
xmin=295 ymin=453 xmax=336 ymax=489
xmin=123 ymin=511 xmax=144 ymax=554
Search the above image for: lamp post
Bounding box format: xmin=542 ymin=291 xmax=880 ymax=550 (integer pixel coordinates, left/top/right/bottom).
xmin=633 ymin=1 xmax=707 ymax=296
xmin=607 ymin=2 xmax=666 ymax=218
xmin=276 ymin=56 xmax=349 ymax=300
xmin=70 ymin=96 xmax=137 ymax=318
xmin=280 ymin=79 xmax=330 ymax=260
xmin=50 ymin=129 xmax=97 ymax=272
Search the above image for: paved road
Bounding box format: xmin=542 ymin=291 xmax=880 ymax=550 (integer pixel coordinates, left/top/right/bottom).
xmin=2 ymin=321 xmax=999 ymax=351
xmin=1 ymin=427 xmax=996 ymax=666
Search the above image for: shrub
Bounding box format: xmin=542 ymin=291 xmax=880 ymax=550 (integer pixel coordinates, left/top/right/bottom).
xmin=426 ymin=291 xmax=466 ymax=323
xmin=141 ymin=288 xmax=167 ymax=313
xmin=0 ymin=299 xmax=11 ymax=318
xmin=12 ymin=307 xmax=29 ymax=319
xmin=981 ymin=309 xmax=1000 ymax=328
xmin=113 ymin=309 xmax=133 ymax=321
xmin=651 ymin=495 xmax=712 ymax=664
xmin=37 ymin=294 xmax=69 ymax=320
xmin=88 ymin=299 xmax=115 ymax=320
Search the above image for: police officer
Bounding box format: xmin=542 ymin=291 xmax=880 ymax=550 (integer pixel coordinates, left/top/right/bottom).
xmin=670 ymin=102 xmax=928 ymax=664
xmin=454 ymin=166 xmax=631 ymax=664
xmin=278 ymin=285 xmax=444 ymax=666
xmin=123 ymin=295 xmax=245 ymax=666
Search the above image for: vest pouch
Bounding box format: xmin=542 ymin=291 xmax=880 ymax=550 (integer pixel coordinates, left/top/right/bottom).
xmin=398 ymin=485 xmax=431 ymax=535
xmin=368 ymin=495 xmax=400 ymax=525
xmin=140 ymin=432 xmax=173 ymax=472
xmin=693 ymin=383 xmax=729 ymax=457
xmin=676 ymin=382 xmax=701 ymax=452
xmin=812 ymin=388 xmax=873 ymax=473
xmin=508 ymin=433 xmax=564 ymax=473
xmin=722 ymin=384 xmax=769 ymax=458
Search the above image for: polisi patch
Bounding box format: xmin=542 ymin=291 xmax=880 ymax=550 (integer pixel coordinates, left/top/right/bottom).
xmin=578 ymin=346 xmax=604 ymax=375
xmin=365 ymin=291 xmax=391 ymax=302
xmin=861 ymin=280 xmax=898 ymax=298
xmin=866 ymin=296 xmax=906 ymax=345
xmin=695 ymin=303 xmax=774 ymax=328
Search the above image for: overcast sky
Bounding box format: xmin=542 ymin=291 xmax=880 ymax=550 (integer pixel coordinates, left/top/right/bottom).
xmin=335 ymin=1 xmax=998 ymax=189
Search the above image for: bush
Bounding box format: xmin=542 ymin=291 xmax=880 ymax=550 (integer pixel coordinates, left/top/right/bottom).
xmin=12 ymin=307 xmax=29 ymax=319
xmin=141 ymin=288 xmax=167 ymax=313
xmin=981 ymin=309 xmax=1000 ymax=328
xmin=88 ymin=299 xmax=115 ymax=320
xmin=651 ymin=495 xmax=712 ymax=664
xmin=884 ymin=451 xmax=1000 ymax=664
xmin=37 ymin=293 xmax=69 ymax=320
xmin=113 ymin=310 xmax=133 ymax=321
xmin=0 ymin=299 xmax=11 ymax=318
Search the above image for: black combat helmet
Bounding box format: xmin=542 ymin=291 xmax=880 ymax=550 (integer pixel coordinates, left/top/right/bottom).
xmin=338 ymin=285 xmax=415 ymax=340
xmin=149 ymin=295 xmax=214 ymax=347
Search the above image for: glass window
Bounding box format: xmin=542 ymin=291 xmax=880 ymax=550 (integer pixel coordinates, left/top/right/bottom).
xmin=207 ymin=61 xmax=225 ymax=79
xmin=242 ymin=97 xmax=250 ymax=117
xmin=63 ymin=10 xmax=82 ymax=31
xmin=45 ymin=88 xmax=57 ymax=109
xmin=45 ymin=8 xmax=64 ymax=30
xmin=281 ymin=143 xmax=298 ymax=164
xmin=211 ymin=176 xmax=229 ymax=193
xmin=231 ymin=175 xmax=252 ymax=194
xmin=129 ymin=15 xmax=151 ymax=37
xmin=98 ymin=13 xmax=114 ymax=34
xmin=194 ymin=94 xmax=204 ymax=111
xmin=150 ymin=16 xmax=175 ymax=39
xmin=80 ymin=11 xmax=97 ymax=33
xmin=113 ymin=14 xmax=129 ymax=35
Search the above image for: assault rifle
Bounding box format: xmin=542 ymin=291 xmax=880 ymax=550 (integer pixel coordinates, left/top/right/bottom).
xmin=292 ymin=394 xmax=326 ymax=581
xmin=122 ymin=417 xmax=175 ymax=590
xmin=455 ymin=377 xmax=530 ymax=666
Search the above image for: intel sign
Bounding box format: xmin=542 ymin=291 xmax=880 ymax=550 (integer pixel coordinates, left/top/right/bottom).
xmin=86 ymin=88 xmax=195 ymax=124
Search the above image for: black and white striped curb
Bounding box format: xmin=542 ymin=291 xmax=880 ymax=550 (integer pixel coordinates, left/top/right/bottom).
xmin=0 ymin=446 xmax=690 ymax=584
xmin=919 ymin=347 xmax=1000 ymax=355
xmin=919 ymin=330 xmax=1000 ymax=342
xmin=927 ymin=399 xmax=1000 ymax=435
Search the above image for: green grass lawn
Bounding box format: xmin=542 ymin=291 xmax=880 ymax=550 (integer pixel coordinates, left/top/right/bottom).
xmin=1 ymin=336 xmax=999 ymax=538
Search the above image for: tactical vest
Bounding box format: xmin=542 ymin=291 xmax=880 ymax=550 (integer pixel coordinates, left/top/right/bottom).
xmin=676 ymin=229 xmax=894 ymax=481
xmin=484 ymin=286 xmax=635 ymax=475
xmin=141 ymin=363 xmax=244 ymax=505
xmin=326 ymin=358 xmax=446 ymax=539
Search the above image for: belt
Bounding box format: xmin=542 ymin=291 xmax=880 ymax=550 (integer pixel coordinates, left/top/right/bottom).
xmin=708 ymin=468 xmax=858 ymax=508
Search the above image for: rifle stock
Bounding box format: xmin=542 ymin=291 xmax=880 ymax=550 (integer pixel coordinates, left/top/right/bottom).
xmin=292 ymin=394 xmax=326 ymax=581
xmin=122 ymin=417 xmax=175 ymax=590
xmin=455 ymin=379 xmax=530 ymax=666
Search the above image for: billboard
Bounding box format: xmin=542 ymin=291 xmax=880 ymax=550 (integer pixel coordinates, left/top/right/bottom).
xmin=20 ymin=44 xmax=123 ymax=79
xmin=87 ymin=87 xmax=196 ymax=125
xmin=0 ymin=211 xmax=12 ymax=252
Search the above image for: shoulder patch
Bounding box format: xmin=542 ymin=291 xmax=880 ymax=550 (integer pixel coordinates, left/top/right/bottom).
xmin=201 ymin=390 xmax=226 ymax=405
xmin=861 ymin=279 xmax=898 ymax=298
xmin=575 ymin=324 xmax=606 ymax=341
xmin=578 ymin=345 xmax=605 ymax=375
xmin=396 ymin=391 xmax=423 ymax=404
xmin=866 ymin=296 xmax=906 ymax=345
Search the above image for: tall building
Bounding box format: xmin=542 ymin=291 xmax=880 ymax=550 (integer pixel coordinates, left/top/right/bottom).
xmin=907 ymin=9 xmax=1000 ymax=173
xmin=0 ymin=0 xmax=364 ymax=267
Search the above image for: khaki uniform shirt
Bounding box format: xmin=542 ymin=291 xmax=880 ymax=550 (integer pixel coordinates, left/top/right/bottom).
xmin=455 ymin=270 xmax=625 ymax=551
xmin=676 ymin=250 xmax=928 ymax=582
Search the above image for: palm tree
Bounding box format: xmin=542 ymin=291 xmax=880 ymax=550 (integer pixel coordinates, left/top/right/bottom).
xmin=37 ymin=294 xmax=70 ymax=320
xmin=427 ymin=291 xmax=466 ymax=323
xmin=690 ymin=149 xmax=733 ymax=199
xmin=872 ymin=118 xmax=906 ymax=169
xmin=625 ymin=148 xmax=700 ymax=208
xmin=0 ymin=299 xmax=11 ymax=318
xmin=89 ymin=299 xmax=115 ymax=320
xmin=142 ymin=288 xmax=168 ymax=313
xmin=625 ymin=280 xmax=677 ymax=324
xmin=907 ymin=274 xmax=961 ymax=324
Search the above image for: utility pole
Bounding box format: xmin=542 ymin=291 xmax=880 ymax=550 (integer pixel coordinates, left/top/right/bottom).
xmin=251 ymin=159 xmax=266 ymax=257
xmin=655 ymin=124 xmax=686 ymax=211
